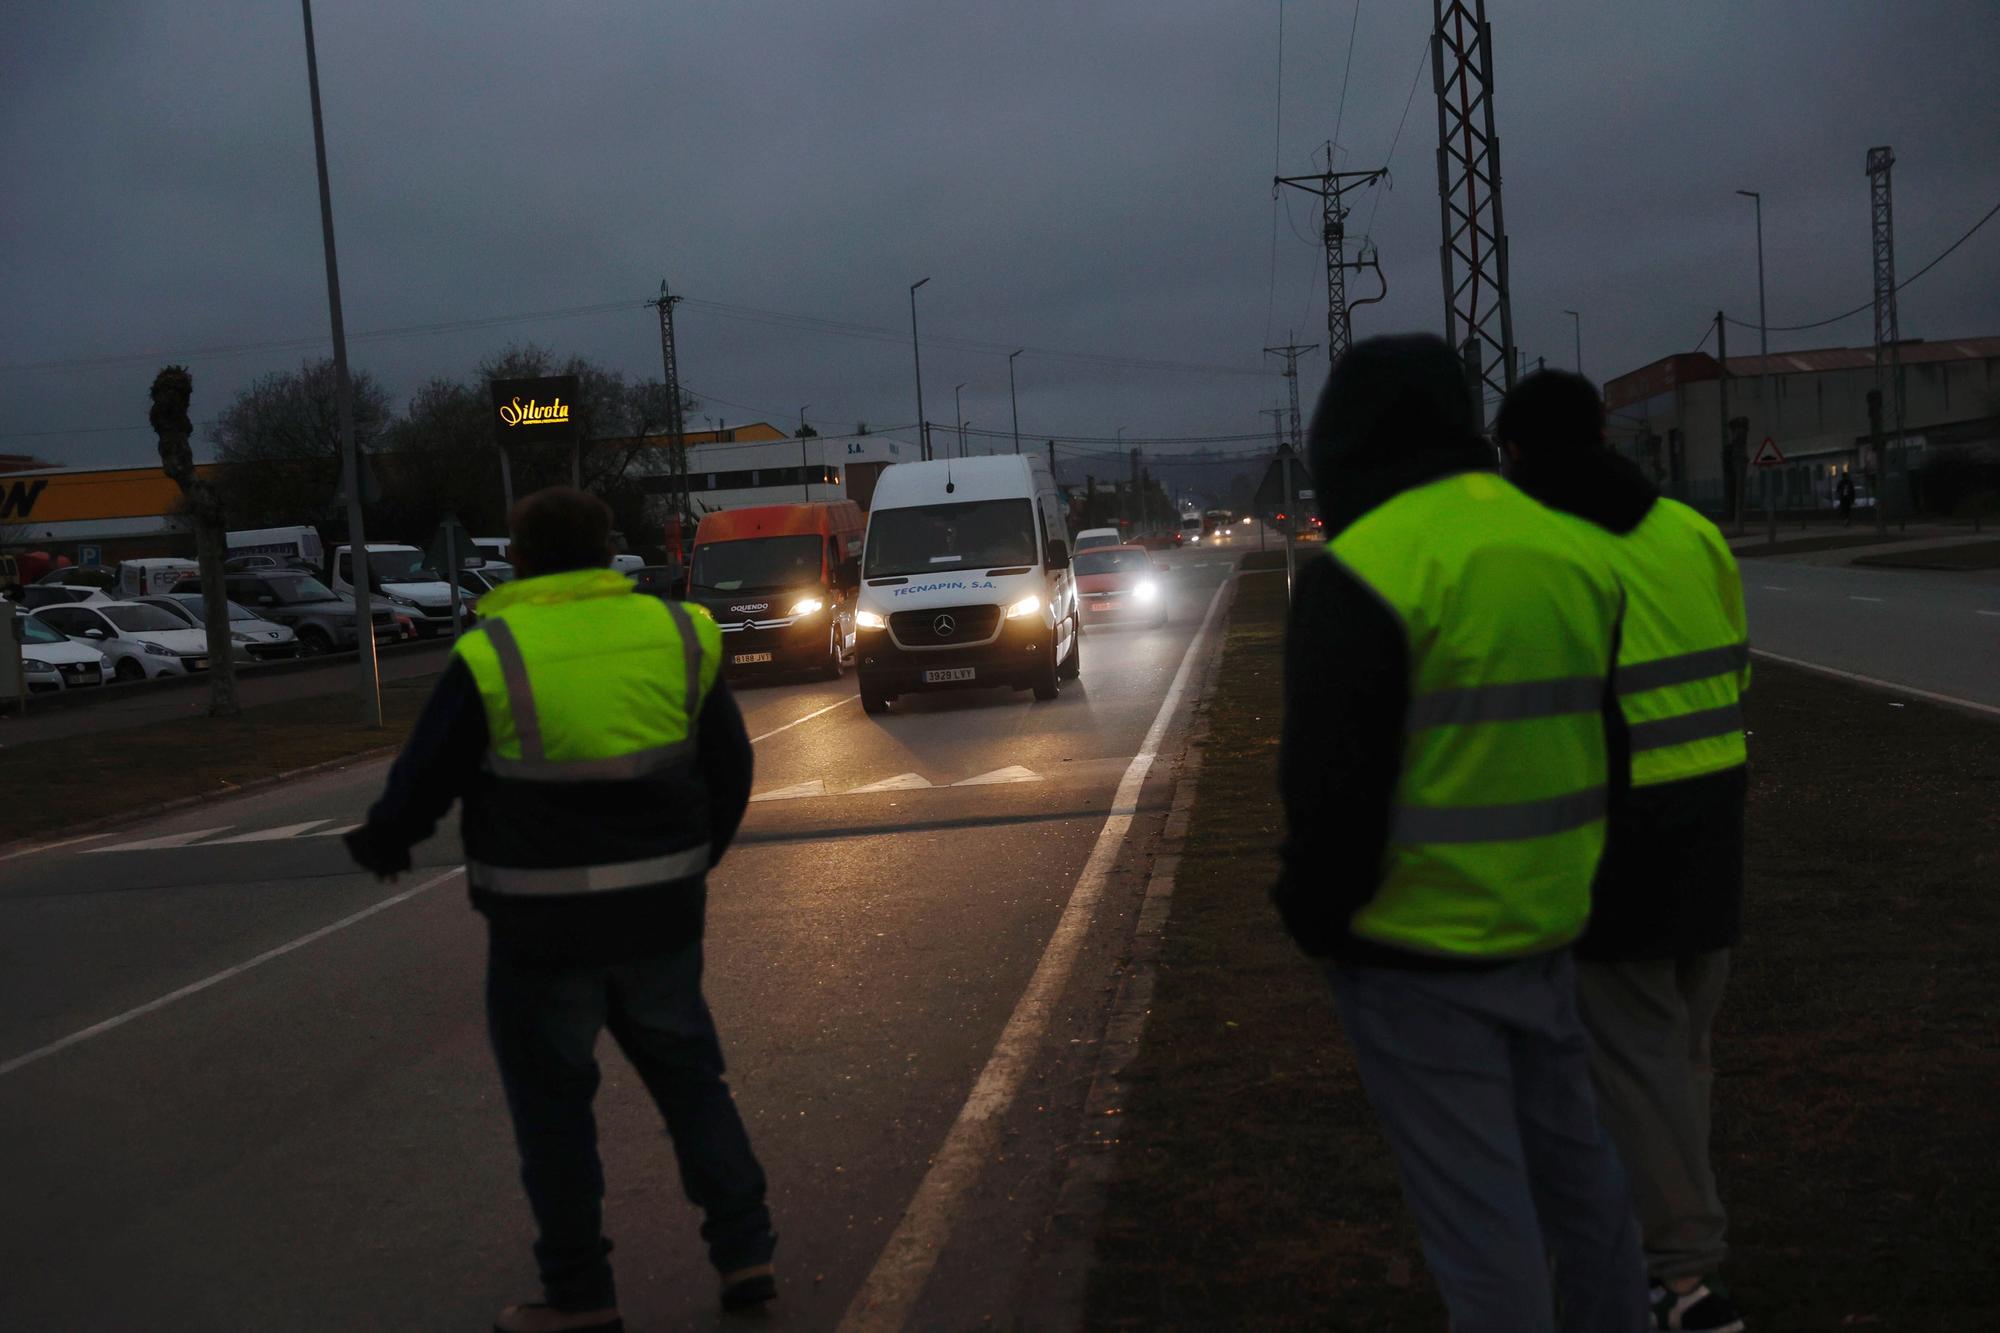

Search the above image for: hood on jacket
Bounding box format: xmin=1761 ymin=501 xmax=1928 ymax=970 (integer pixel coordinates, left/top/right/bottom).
xmin=1308 ymin=333 xmax=1495 ymax=538
xmin=1507 ymin=446 xmax=1659 ymax=536
xmin=1494 ymin=368 xmax=1659 ymax=536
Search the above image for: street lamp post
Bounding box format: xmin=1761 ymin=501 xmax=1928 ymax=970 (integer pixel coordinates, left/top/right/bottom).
xmin=299 ymin=0 xmax=380 ymax=727
xmin=909 ymin=279 xmax=931 ymax=461
xmin=954 ymin=383 xmax=966 ymax=459
xmin=1008 ymin=349 xmax=1023 ymax=455
xmin=1562 ymin=309 xmax=1582 ymax=376
xmin=1738 ymin=189 xmax=1773 ymax=539
xmin=798 ymin=404 xmax=811 ymax=501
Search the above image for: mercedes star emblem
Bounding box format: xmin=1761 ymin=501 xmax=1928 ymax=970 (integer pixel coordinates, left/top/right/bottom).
xmin=933 ymin=614 xmax=956 ymax=637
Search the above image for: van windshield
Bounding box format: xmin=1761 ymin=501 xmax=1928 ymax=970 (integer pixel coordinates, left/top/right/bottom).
xmin=864 ymin=500 xmax=1037 ymax=578
xmin=691 ymin=535 xmax=822 ymax=594
xmin=361 ymin=550 xmax=443 ymax=585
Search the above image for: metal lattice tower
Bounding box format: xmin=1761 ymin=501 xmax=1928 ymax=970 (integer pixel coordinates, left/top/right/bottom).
xmin=1866 ymin=146 xmax=1904 ymax=502
xmin=1264 ymin=339 xmax=1319 ymax=450
xmin=650 ymin=279 xmax=691 ymax=530
xmin=1276 ymin=146 xmax=1388 ymax=365
xmin=1432 ymin=0 xmax=1516 ymax=423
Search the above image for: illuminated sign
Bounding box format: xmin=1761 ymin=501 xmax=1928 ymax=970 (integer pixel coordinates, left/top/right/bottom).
xmin=490 ymin=375 xmax=581 ymax=446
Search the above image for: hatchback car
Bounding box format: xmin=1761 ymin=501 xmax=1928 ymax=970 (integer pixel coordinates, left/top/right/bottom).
xmin=1073 ymin=544 xmax=1167 ymax=628
xmin=30 ymin=600 xmax=210 ymax=681
xmin=16 ymin=612 xmax=108 ymax=692
xmin=136 ymin=594 xmax=303 ymax=662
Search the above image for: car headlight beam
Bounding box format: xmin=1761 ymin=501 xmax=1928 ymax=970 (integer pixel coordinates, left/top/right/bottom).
xmin=855 ymin=609 xmax=887 ymax=630
xmin=1133 ymin=580 xmax=1159 ymax=603
xmin=1005 ymin=593 xmax=1041 ymax=620
xmin=787 ymin=596 xmax=825 ymax=618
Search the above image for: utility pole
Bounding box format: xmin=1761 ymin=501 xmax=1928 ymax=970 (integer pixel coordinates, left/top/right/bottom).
xmin=1008 ymin=349 xmax=1024 ymax=455
xmin=1047 ymin=439 xmax=1057 ymax=490
xmin=1264 ymin=339 xmax=1319 ymax=451
xmin=953 ymin=383 xmax=966 ymax=461
xmin=1433 ymin=0 xmax=1517 ymax=427
xmin=798 ymin=404 xmax=812 ymax=501
xmin=1259 ymin=407 xmax=1285 ymax=553
xmin=300 ymin=0 xmax=379 ymax=727
xmin=909 ymin=277 xmax=931 ymax=461
xmin=1275 ymin=144 xmax=1389 ymax=364
xmin=1126 ymin=437 xmax=1139 ymax=533
xmin=1715 ymin=310 xmax=1740 ymax=532
xmin=1867 ymin=147 xmax=1903 ymax=531
xmin=650 ymin=281 xmax=691 ymax=549
xmin=1563 ymin=309 xmax=1582 ymax=375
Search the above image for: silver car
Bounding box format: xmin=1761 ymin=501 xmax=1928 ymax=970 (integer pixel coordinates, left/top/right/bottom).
xmin=137 ymin=594 xmax=303 ymax=663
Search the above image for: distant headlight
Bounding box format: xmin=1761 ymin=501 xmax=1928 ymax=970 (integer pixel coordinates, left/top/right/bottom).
xmin=1005 ymin=593 xmax=1041 ymax=620
xmin=142 ymin=641 xmax=176 ymax=657
xmin=22 ymin=657 xmax=51 ymax=671
xmin=1133 ymin=580 xmax=1159 ymax=603
xmin=788 ymin=597 xmax=825 ymax=618
xmin=856 ymin=609 xmax=888 ymax=630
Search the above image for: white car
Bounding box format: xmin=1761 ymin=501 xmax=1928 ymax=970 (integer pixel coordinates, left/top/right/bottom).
xmin=1073 ymin=526 xmax=1124 ymax=553
xmin=17 ymin=613 xmax=109 ymax=692
xmin=136 ymin=594 xmax=303 ymax=663
xmin=30 ymin=600 xmax=212 ymax=682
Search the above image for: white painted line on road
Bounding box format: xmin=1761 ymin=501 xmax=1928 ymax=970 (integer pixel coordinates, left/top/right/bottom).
xmin=750 ymin=780 xmax=828 ymax=803
xmin=303 ymin=823 xmax=362 ymax=838
xmin=1977 ymin=610 xmax=2000 ymax=618
xmin=838 ymin=574 xmax=1231 ymax=1333
xmin=747 ymin=695 xmax=859 ymax=745
xmin=81 ymin=827 xmax=233 ymax=854
xmin=953 ymin=766 xmax=1042 ymax=786
xmin=0 ymin=866 xmax=464 ymax=1080
xmin=1751 ymin=649 xmax=2000 ymax=719
xmin=846 ymin=772 xmax=934 ymax=794
xmin=203 ymin=820 xmax=332 ymax=845
xmin=1761 ymin=585 xmax=1789 ymax=592
xmin=1848 ymin=595 xmax=1885 ymax=603
xmin=0 ymin=831 xmax=116 ymax=863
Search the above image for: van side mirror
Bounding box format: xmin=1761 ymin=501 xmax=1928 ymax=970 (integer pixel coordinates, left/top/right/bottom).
xmin=1045 ymin=540 xmax=1070 ymax=570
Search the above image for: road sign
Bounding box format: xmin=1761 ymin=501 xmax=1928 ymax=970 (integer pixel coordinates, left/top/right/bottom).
xmin=78 ymin=544 xmax=102 ymax=567
xmin=1752 ymin=436 xmax=1786 ymax=468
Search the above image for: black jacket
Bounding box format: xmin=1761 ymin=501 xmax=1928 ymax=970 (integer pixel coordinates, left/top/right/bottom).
xmin=347 ymin=659 xmax=755 ymax=963
xmin=1510 ymin=448 xmax=1747 ymax=961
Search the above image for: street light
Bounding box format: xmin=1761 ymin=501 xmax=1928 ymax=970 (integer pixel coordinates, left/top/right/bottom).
xmin=798 ymin=404 xmax=811 ymax=501
xmin=1008 ymin=349 xmax=1024 ymax=455
xmin=909 ymin=278 xmax=931 ymax=461
xmin=1738 ymin=188 xmax=1774 ymax=535
xmin=1562 ymin=309 xmax=1582 ymax=376
xmin=954 ymin=383 xmax=966 ymax=459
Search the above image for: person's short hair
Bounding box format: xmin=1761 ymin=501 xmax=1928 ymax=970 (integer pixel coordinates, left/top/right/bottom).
xmin=1494 ymin=370 xmax=1605 ymax=460
xmin=1309 ymin=333 xmax=1484 ymax=475
xmin=508 ymin=487 xmax=614 ymax=574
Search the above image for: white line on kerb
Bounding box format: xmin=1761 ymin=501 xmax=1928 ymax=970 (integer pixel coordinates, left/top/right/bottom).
xmin=837 ymin=577 xmax=1232 ymax=1332
xmin=1750 ymin=649 xmax=2000 ymax=718
xmin=0 ymin=867 xmax=464 ymax=1080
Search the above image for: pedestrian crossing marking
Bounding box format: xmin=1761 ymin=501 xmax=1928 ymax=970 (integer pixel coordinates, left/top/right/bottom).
xmin=204 ymin=821 xmax=333 ymax=845
xmin=751 ymin=780 xmax=828 ymax=803
xmin=83 ymin=827 xmax=234 ymax=854
xmin=846 ymin=772 xmax=935 ymax=793
xmin=952 ymin=766 xmax=1043 ymax=786
xmin=303 ymin=823 xmax=362 ymax=837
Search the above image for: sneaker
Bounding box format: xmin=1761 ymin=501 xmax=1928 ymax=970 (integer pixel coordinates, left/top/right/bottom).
xmin=720 ymin=1262 xmax=778 ymax=1313
xmin=492 ymin=1301 xmax=623 ymax=1333
xmin=1650 ymin=1280 xmax=1745 ymax=1332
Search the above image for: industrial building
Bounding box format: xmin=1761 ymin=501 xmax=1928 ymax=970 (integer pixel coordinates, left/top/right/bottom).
xmin=1603 ymin=335 xmax=2000 ymax=518
xmin=632 ymin=425 xmax=917 ymax=514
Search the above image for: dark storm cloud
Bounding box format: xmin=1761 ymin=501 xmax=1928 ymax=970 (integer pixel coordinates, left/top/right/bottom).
xmin=3 ymin=1 xmax=1996 ymax=468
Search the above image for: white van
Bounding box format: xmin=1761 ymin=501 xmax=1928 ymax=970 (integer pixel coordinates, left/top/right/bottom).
xmin=329 ymin=543 xmax=459 ymax=638
xmin=227 ymin=525 xmax=324 ymax=568
xmin=116 ymin=558 xmax=199 ymax=598
xmin=851 ymin=455 xmax=1079 ymax=714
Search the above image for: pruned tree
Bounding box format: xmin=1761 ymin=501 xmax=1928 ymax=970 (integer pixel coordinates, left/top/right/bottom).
xmin=151 ymin=365 xmax=239 ymax=717
xmin=213 ymin=358 xmax=392 ymax=531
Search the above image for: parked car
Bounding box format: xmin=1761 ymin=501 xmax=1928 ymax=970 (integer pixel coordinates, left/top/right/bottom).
xmin=16 ymin=583 xmax=105 ymax=610
xmin=627 ymin=564 xmax=685 ymax=599
xmin=30 ymin=600 xmax=210 ymax=681
xmin=1073 ymin=544 xmax=1167 ymax=628
xmin=16 ymin=612 xmax=108 ymax=692
xmin=1073 ymin=527 xmax=1124 ymax=553
xmin=328 ymin=544 xmax=459 ymax=638
xmin=36 ymin=565 xmax=118 ymax=589
xmin=116 ymin=558 xmax=200 ymax=598
xmin=170 ymin=569 xmax=398 ymax=656
xmin=224 ymin=553 xmax=315 ymax=573
xmin=135 ymin=594 xmax=303 ymax=662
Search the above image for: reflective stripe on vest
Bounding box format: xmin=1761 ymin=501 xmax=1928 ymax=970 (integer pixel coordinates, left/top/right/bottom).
xmin=469 ymin=844 xmax=712 ymax=896
xmin=1327 ymin=472 xmax=1621 ymax=960
xmin=1598 ymin=500 xmax=1750 ymax=787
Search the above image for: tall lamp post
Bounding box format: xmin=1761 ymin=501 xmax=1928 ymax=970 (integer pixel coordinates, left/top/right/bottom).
xmin=954 ymin=383 xmax=966 ymax=460
xmin=299 ymin=0 xmax=380 ymax=726
xmin=1562 ymin=309 xmax=1583 ymax=376
xmin=909 ymin=278 xmax=931 ymax=460
xmin=1008 ymin=349 xmax=1024 ymax=455
xmin=1737 ymin=189 xmax=1773 ymax=535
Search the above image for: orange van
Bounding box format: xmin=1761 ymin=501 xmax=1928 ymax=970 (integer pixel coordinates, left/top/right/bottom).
xmin=687 ymin=501 xmax=866 ymax=677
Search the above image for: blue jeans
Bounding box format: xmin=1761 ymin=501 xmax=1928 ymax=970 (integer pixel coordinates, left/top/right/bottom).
xmin=485 ymin=937 xmax=774 ymax=1311
xmin=1330 ymin=951 xmax=1648 ymax=1332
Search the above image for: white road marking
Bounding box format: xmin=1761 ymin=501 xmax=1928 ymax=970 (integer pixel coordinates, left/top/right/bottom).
xmin=1848 ymin=595 xmax=1885 ymax=603
xmin=838 ymin=575 xmax=1231 ymax=1332
xmin=1761 ymin=585 xmax=1789 ymax=592
xmin=749 ymin=779 xmax=828 ymax=803
xmin=0 ymin=831 xmax=116 ymax=863
xmin=952 ymin=766 xmax=1042 ymax=786
xmin=0 ymin=866 xmax=464 ymax=1080
xmin=846 ymin=772 xmax=934 ymax=793
xmin=203 ymin=820 xmax=332 ymax=845
xmin=302 ymin=823 xmax=362 ymax=838
xmin=82 ymin=827 xmax=233 ymax=854
xmin=1977 ymin=610 xmax=2000 ymax=618
xmin=748 ymin=695 xmax=858 ymax=745
xmin=1751 ymin=649 xmax=2000 ymax=718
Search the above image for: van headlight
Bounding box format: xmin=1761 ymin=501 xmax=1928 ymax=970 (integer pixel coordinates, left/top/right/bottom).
xmin=856 ymin=609 xmax=887 ymax=630
xmin=1134 ymin=580 xmax=1159 ymax=603
xmin=1005 ymin=593 xmax=1041 ymax=620
xmin=788 ymin=597 xmax=824 ymax=618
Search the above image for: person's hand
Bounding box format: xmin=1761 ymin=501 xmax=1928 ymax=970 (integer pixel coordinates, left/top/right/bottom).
xmin=343 ymin=824 xmax=413 ymax=883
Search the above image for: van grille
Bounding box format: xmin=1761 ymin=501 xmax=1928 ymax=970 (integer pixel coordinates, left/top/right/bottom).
xmin=889 ymin=604 xmax=1002 ymax=647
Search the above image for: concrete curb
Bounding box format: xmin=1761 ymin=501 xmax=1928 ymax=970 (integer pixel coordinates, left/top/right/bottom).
xmin=1013 ymin=578 xmax=1233 ymax=1331
xmin=1 ymin=637 xmax=450 ymax=717
xmin=0 ymin=744 xmax=401 ymax=859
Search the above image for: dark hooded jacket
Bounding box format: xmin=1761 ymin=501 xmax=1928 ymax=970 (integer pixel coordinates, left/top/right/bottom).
xmin=1507 ymin=446 xmax=1747 ymax=960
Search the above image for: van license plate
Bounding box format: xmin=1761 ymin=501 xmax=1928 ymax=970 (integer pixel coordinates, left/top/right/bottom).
xmin=924 ymin=667 xmax=975 ymax=683
xmin=1090 ymin=601 xmax=1114 ymax=612
xmin=733 ymin=652 xmax=773 ymax=665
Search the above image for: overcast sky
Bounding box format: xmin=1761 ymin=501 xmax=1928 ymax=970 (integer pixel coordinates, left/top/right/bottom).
xmin=4 ymin=1 xmax=1997 ymax=471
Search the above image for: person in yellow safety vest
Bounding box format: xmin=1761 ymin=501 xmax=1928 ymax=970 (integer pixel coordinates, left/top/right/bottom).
xmin=344 ymin=488 xmax=776 ymax=1332
xmin=1498 ymin=371 xmax=1752 ymax=1333
xmin=1272 ymin=334 xmax=1648 ymax=1331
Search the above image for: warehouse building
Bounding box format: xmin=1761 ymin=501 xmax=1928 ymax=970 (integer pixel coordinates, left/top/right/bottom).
xmin=0 ymin=463 xmax=218 ymax=565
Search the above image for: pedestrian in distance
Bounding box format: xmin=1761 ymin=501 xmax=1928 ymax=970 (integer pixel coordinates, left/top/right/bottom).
xmin=1498 ymin=371 xmax=1752 ymax=1333
xmin=1836 ymin=470 xmax=1855 ymax=526
xmin=1273 ymin=334 xmax=1648 ymax=1331
xmin=344 ymin=486 xmax=776 ymax=1332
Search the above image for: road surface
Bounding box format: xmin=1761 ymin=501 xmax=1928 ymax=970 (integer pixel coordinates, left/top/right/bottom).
xmin=0 ymin=549 xmax=1242 ymax=1331
xmin=1741 ymin=559 xmax=2000 ymax=711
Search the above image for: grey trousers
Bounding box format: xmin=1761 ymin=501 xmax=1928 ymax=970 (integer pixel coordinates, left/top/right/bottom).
xmin=1576 ymin=951 xmax=1731 ymax=1283
xmin=1331 ymin=952 xmax=1648 ymax=1332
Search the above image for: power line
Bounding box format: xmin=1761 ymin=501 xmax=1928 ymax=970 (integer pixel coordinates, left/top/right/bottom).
xmin=1331 ymin=0 xmax=1362 ymax=161
xmin=1365 ymin=38 xmax=1431 ymax=240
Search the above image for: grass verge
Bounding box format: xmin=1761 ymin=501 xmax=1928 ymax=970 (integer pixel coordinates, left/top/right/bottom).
xmin=1853 ymin=536 xmax=2000 ymax=570
xmin=1087 ymin=567 xmax=2000 ymax=1330
xmin=1 ymin=672 xmax=437 ymax=838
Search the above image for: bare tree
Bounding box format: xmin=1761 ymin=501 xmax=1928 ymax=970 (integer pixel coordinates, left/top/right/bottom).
xmin=150 ymin=365 xmax=239 ymax=718
xmin=213 ymin=358 xmax=392 ymax=530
